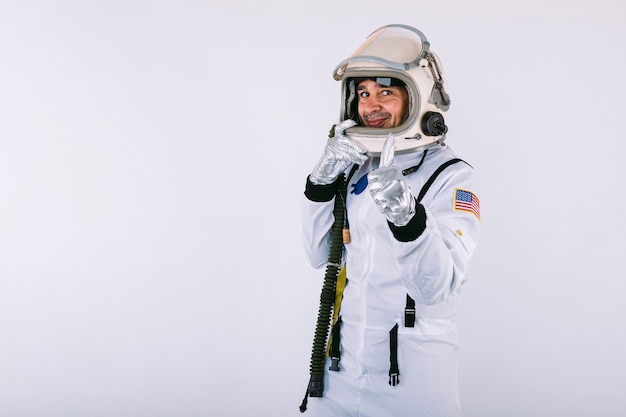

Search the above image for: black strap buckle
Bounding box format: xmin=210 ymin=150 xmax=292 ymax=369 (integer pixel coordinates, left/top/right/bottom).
xmin=389 ymin=323 xmax=400 ymax=387
xmin=404 ymin=295 xmax=416 ymax=328
xmin=389 ymin=372 xmax=400 ymax=386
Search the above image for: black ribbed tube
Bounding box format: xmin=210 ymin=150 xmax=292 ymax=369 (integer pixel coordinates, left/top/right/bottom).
xmin=300 ymin=174 xmax=346 ymax=411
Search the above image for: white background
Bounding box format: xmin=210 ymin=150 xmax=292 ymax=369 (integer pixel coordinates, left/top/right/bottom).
xmin=1 ymin=1 xmax=625 ymax=416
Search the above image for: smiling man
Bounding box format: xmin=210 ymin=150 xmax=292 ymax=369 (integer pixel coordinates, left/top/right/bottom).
xmin=356 ymin=77 xmax=409 ymax=128
xmin=299 ymin=24 xmax=482 ymax=417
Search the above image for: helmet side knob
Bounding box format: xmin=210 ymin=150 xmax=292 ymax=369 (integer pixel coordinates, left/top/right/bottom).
xmin=421 ymin=111 xmax=448 ymax=136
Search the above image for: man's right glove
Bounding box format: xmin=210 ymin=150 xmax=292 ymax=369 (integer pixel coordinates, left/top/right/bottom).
xmin=368 ymin=134 xmax=416 ymax=227
xmin=309 ymin=119 xmax=367 ymax=185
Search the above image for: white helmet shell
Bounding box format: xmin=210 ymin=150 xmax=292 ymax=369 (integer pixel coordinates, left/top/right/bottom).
xmin=333 ymin=24 xmax=451 ymax=156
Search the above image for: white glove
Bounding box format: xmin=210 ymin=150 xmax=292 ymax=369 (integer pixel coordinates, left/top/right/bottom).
xmin=309 ymin=120 xmax=367 ymax=185
xmin=368 ymin=134 xmax=416 ymax=226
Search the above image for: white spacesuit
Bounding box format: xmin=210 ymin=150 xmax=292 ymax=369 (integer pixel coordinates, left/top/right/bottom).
xmin=300 ymin=25 xmax=481 ymax=417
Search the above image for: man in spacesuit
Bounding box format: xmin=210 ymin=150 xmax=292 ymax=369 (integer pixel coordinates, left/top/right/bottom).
xmin=300 ymin=25 xmax=481 ymax=416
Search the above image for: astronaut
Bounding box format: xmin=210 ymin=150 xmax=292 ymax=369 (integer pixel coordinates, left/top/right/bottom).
xmin=300 ymin=25 xmax=482 ymax=416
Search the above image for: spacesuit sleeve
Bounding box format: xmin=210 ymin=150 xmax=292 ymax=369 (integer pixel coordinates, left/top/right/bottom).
xmin=391 ymin=165 xmax=481 ymax=305
xmin=300 ymin=176 xmax=338 ymax=269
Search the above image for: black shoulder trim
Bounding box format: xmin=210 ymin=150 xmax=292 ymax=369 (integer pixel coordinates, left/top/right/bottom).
xmin=417 ymin=158 xmax=469 ymax=203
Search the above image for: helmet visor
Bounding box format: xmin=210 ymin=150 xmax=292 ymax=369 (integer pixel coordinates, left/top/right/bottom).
xmin=333 ymin=24 xmax=430 ymax=80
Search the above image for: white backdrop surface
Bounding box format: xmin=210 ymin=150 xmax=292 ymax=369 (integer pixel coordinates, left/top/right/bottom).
xmin=1 ymin=1 xmax=625 ymax=416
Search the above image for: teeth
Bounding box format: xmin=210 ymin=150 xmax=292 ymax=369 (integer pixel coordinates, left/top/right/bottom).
xmin=365 ymin=112 xmax=390 ymax=121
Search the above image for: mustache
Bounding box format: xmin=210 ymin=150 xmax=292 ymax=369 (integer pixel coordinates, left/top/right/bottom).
xmin=364 ymin=111 xmax=391 ymax=121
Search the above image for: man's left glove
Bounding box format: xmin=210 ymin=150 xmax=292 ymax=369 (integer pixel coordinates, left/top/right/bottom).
xmin=309 ymin=120 xmax=367 ymax=185
xmin=368 ymin=134 xmax=416 ymax=227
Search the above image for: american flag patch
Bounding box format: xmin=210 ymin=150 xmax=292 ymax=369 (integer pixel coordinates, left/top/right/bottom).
xmin=454 ymin=189 xmax=480 ymax=220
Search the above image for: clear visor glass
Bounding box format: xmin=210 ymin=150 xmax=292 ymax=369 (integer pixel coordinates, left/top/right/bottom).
xmin=344 ymin=76 xmax=412 ymax=129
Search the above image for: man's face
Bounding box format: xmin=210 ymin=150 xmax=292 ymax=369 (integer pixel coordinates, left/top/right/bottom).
xmin=357 ymin=79 xmax=409 ymax=128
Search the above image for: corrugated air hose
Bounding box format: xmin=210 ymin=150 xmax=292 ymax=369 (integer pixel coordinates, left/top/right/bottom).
xmin=299 ymin=173 xmax=346 ymax=413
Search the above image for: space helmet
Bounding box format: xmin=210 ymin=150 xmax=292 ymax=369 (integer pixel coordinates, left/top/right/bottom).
xmin=333 ymin=24 xmax=451 ymax=156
